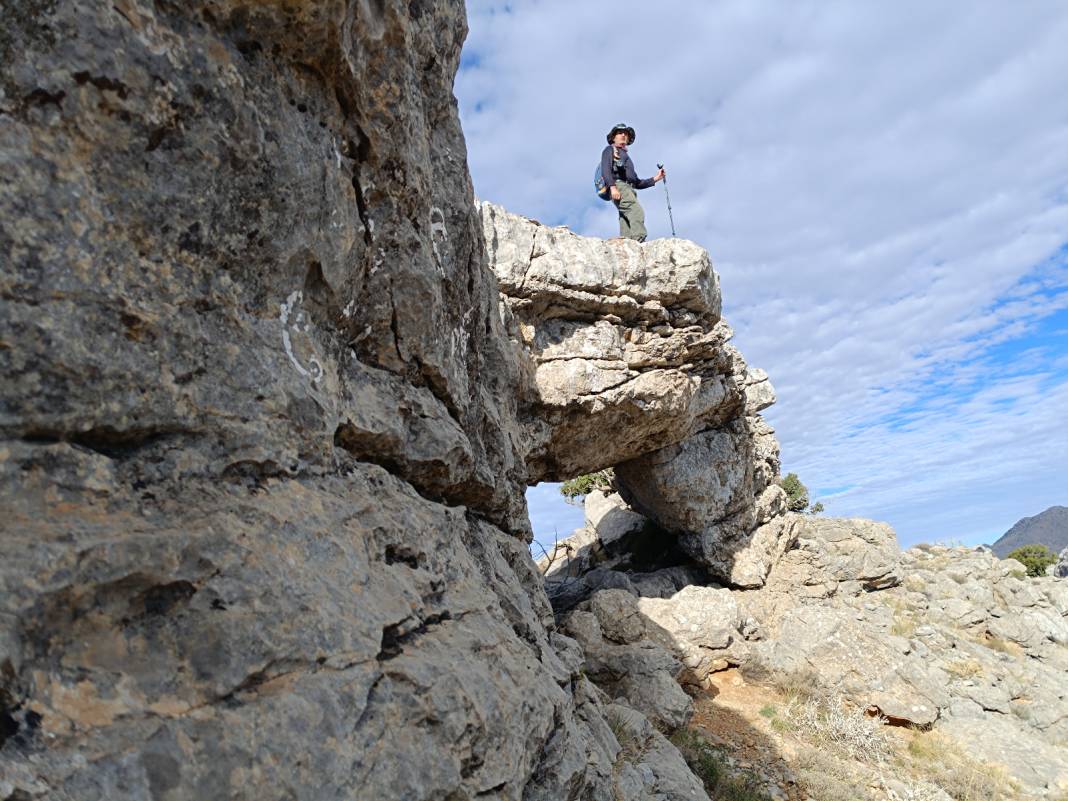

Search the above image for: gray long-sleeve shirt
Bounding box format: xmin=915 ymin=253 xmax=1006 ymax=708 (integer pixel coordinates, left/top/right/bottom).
xmin=600 ymin=145 xmax=655 ymax=190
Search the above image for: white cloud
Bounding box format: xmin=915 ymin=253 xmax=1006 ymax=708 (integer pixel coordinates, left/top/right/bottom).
xmin=461 ymin=1 xmax=1068 ymax=546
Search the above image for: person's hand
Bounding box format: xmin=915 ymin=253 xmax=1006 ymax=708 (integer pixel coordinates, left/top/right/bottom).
xmin=654 ymin=167 xmax=666 ymax=182
xmin=610 ymin=186 xmax=621 ymax=201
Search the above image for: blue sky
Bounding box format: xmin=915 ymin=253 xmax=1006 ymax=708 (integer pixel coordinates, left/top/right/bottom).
xmin=456 ymin=1 xmax=1068 ymax=549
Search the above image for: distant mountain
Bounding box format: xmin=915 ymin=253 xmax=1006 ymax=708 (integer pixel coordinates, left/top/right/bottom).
xmin=991 ymin=506 xmax=1068 ymax=558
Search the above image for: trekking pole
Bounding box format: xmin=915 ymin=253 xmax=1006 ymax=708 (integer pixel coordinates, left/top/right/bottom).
xmin=657 ymin=163 xmax=676 ymax=237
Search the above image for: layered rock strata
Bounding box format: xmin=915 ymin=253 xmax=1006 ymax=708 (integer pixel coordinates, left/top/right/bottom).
xmin=0 ymin=2 xmax=710 ymax=799
xmin=482 ymin=202 xmax=787 ymax=587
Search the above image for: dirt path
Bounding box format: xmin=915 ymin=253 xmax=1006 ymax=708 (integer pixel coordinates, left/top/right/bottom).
xmin=685 ymin=669 xmax=809 ymax=801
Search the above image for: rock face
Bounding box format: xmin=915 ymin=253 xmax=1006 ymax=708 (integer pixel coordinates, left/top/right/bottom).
xmin=482 ymin=201 xmax=732 ymax=482
xmin=553 ymin=493 xmax=1068 ymax=796
xmin=9 ymin=3 xmax=1062 ymax=800
xmin=483 ymin=202 xmax=787 ymax=586
xmin=1054 ymin=546 xmax=1068 ymax=578
xmin=0 ymin=3 xmax=708 ymax=799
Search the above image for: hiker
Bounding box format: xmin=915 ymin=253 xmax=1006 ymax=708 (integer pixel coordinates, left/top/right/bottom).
xmin=600 ymin=123 xmax=665 ymax=242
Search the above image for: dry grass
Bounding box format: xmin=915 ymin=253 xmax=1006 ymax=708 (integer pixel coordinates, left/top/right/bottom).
xmin=883 ymin=595 xmax=926 ymax=638
xmin=606 ymin=708 xmax=642 ymax=764
xmin=1009 ymin=699 xmax=1032 ymax=721
xmin=941 ymin=658 xmax=983 ymax=680
xmin=892 ymin=615 xmax=918 ymax=638
xmin=979 ymin=633 xmax=1024 ymax=657
xmin=794 ymin=747 xmax=871 ymax=801
xmin=904 ymin=730 xmax=1020 ymax=801
xmin=760 ymin=666 xmax=822 ymax=703
xmin=918 ymin=556 xmax=954 ymax=571
xmin=902 ymin=575 xmax=927 ymax=593
xmin=783 ymin=693 xmax=892 ymax=764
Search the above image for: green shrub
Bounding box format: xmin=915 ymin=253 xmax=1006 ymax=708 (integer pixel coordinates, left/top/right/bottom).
xmin=606 ymin=708 xmax=642 ymax=764
xmin=1005 ymin=544 xmax=1056 ymax=578
xmin=779 ymin=472 xmax=824 ymax=514
xmin=779 ymin=473 xmax=809 ymax=512
xmin=671 ymin=730 xmax=773 ymax=801
xmin=559 ymin=470 xmax=613 ymax=504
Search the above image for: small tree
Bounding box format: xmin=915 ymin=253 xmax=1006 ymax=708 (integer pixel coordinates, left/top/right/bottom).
xmin=779 ymin=472 xmax=824 ymax=515
xmin=559 ymin=470 xmax=614 ymax=506
xmin=1005 ymin=544 xmax=1056 ymax=578
xmin=780 ymin=472 xmax=809 ymax=513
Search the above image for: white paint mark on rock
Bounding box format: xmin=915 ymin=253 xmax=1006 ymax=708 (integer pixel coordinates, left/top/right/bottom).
xmin=280 ymin=290 xmax=324 ymax=384
xmin=430 ymin=206 xmax=448 ymax=275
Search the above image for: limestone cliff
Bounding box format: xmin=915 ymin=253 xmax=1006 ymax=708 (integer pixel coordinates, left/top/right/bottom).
xmin=7 ymin=3 xmax=1064 ymax=800
xmin=0 ymin=2 xmax=706 ymax=798
xmin=482 ymin=203 xmax=788 ymax=591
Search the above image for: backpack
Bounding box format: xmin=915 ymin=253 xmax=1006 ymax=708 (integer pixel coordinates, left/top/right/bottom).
xmin=594 ymin=165 xmax=612 ymax=201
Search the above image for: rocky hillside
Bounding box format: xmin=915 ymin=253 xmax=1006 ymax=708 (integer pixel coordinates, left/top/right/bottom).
xmin=992 ymin=506 xmax=1068 ymax=558
xmin=546 ymin=491 xmax=1068 ymax=798
xmin=3 ymin=3 xmax=1065 ymax=801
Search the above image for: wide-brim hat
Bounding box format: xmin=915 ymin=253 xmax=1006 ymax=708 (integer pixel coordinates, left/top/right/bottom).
xmin=607 ymin=123 xmax=636 ymax=144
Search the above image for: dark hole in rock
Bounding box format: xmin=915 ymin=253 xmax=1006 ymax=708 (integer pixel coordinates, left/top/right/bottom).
xmin=139 ymin=580 xmax=197 ymax=616
xmin=303 ymin=260 xmax=334 ymax=312
xmin=23 ymin=88 xmax=65 ymax=108
xmin=0 ymin=706 xmax=19 ymax=748
xmin=178 ymin=221 xmax=204 ymax=254
xmin=377 ymin=612 xmax=451 ymax=661
xmin=120 ymin=311 xmax=149 ymax=341
xmin=0 ymin=684 xmax=38 ymax=751
xmin=236 ymin=39 xmax=262 ymax=58
xmin=384 ymin=544 xmax=422 ymax=569
xmin=72 ymin=71 xmax=129 ymax=99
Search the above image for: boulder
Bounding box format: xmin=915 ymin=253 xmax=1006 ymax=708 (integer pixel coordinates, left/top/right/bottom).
xmin=603 ymin=704 xmax=711 ymax=801
xmin=763 ymin=516 xmax=902 ymax=595
xmin=938 ymin=716 xmax=1068 ymax=793
xmin=639 ymin=586 xmax=747 ymax=683
xmin=585 ymin=490 xmax=647 ymax=547
xmin=1055 ymin=547 xmax=1068 ymax=578
xmin=747 ymin=604 xmax=946 ymax=726
xmin=563 ymin=604 xmax=694 ymax=734
xmin=482 ymin=202 xmax=779 ymax=486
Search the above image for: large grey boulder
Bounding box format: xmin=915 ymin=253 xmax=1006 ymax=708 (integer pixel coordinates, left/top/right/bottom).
xmin=1055 ymin=546 xmax=1068 ymax=578
xmin=762 ymin=516 xmax=902 ymax=596
xmin=638 ymin=586 xmax=747 ymax=684
xmin=482 ymin=201 xmax=771 ymax=485
xmin=563 ymin=594 xmax=695 ymax=733
xmin=613 ymin=417 xmax=788 ymax=584
xmin=746 ymin=603 xmax=947 ymax=727
xmin=602 ymin=704 xmax=711 ymax=801
xmin=586 ymin=489 xmax=648 ymax=547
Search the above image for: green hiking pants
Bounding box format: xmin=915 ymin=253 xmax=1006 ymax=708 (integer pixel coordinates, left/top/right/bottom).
xmin=613 ymin=181 xmax=646 ymax=242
